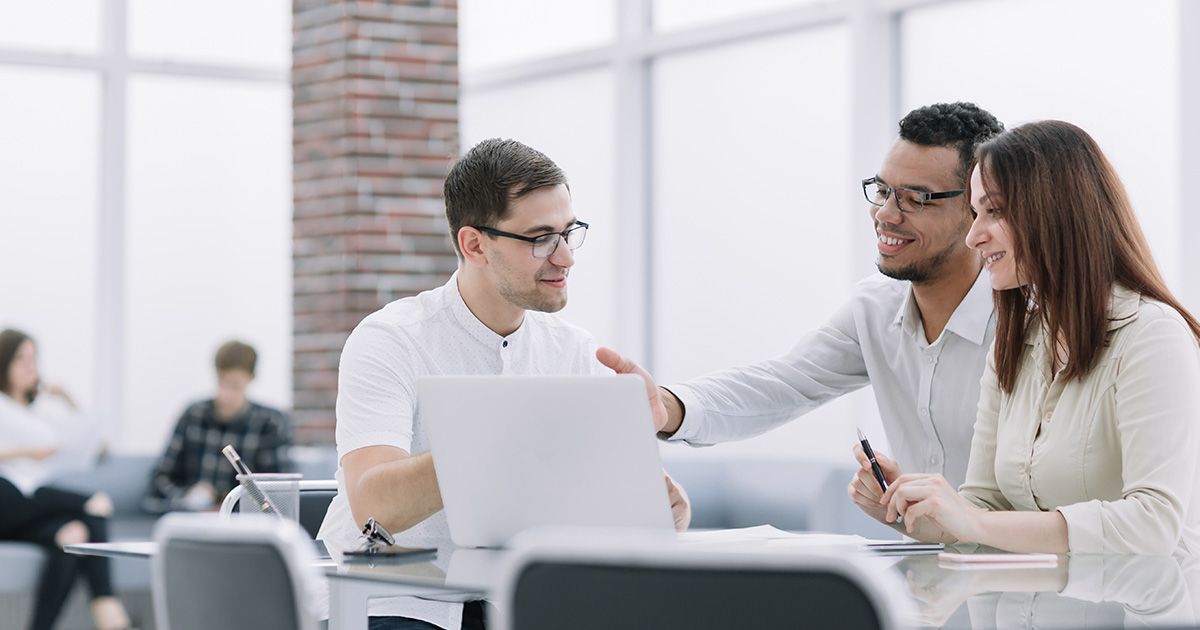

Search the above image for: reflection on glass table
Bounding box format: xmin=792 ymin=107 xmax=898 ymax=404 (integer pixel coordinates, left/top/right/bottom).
xmin=900 ymin=550 xmax=1200 ymax=629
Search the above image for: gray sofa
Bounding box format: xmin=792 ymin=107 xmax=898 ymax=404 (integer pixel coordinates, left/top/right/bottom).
xmin=0 ymin=447 xmax=341 ymax=629
xmin=0 ymin=455 xmax=159 ymax=630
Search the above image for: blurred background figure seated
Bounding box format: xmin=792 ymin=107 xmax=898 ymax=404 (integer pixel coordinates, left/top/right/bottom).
xmin=143 ymin=339 xmax=293 ymax=514
xmin=0 ymin=328 xmax=131 ymax=630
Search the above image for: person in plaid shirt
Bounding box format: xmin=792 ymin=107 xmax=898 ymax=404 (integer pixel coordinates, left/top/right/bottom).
xmin=143 ymin=340 xmax=292 ymax=513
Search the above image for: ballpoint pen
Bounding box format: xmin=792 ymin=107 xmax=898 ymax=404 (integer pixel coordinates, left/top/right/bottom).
xmin=857 ymin=427 xmax=902 ymax=524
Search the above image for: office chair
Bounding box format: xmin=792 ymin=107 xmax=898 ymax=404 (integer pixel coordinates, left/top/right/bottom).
xmin=493 ymin=531 xmax=907 ymax=630
xmin=219 ymin=479 xmax=338 ymax=538
xmin=152 ymin=513 xmax=322 ymax=630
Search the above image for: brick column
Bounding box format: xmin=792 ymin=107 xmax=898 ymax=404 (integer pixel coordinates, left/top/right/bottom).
xmin=292 ymin=0 xmax=459 ymax=442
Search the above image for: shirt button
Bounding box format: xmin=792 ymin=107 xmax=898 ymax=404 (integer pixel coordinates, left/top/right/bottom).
xmin=929 ymin=456 xmax=937 ymax=464
xmin=919 ymin=407 xmax=929 ymax=416
xmin=502 ymin=340 xmax=508 ymax=348
xmin=1043 ymin=411 xmax=1052 ymax=422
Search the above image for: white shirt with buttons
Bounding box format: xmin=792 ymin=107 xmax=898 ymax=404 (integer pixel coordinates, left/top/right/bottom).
xmin=315 ymin=272 xmax=606 ymax=626
xmin=667 ymin=270 xmax=995 ymax=489
xmin=960 ymin=285 xmax=1200 ymax=554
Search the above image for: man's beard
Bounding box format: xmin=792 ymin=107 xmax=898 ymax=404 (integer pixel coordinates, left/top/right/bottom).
xmin=496 ymin=271 xmax=567 ymax=313
xmin=877 ymin=239 xmax=957 ymax=284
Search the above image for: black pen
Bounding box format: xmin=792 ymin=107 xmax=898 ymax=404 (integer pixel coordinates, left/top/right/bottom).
xmin=857 ymin=427 xmax=901 ymax=524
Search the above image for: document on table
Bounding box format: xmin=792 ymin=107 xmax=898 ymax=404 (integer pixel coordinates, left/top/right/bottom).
xmin=677 ymin=525 xmax=865 ymax=547
xmin=676 ymin=525 xmax=942 ymax=554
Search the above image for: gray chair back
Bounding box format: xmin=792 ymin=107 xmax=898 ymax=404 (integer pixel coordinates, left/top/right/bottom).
xmin=152 ymin=513 xmax=320 ymax=630
xmin=495 ymin=531 xmax=905 ymax=630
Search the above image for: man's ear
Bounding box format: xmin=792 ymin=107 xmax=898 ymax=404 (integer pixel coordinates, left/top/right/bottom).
xmin=458 ymin=226 xmax=488 ymax=268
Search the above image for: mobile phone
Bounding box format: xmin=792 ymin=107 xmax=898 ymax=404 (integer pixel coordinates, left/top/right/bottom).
xmin=342 ymin=546 xmax=437 ymax=564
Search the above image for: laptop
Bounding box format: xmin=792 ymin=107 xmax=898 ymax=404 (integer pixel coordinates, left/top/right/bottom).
xmin=420 ymin=375 xmax=675 ymax=548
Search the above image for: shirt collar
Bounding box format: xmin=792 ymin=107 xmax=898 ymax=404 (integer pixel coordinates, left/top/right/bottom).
xmin=1025 ymin=283 xmax=1141 ymax=346
xmin=943 ymin=269 xmax=996 ymax=346
xmin=445 ymin=271 xmax=529 ymax=349
xmin=1106 ymin=284 xmax=1141 ymax=331
xmin=891 ymin=269 xmax=995 ymax=346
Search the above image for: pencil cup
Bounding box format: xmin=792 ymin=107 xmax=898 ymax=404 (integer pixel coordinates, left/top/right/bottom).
xmin=235 ymin=473 xmax=302 ymax=522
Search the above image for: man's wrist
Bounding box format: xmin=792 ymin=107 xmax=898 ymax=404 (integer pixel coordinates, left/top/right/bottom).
xmin=656 ymin=386 xmax=685 ymax=438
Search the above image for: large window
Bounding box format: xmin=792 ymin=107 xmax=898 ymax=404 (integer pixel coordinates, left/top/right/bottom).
xmin=0 ymin=2 xmax=291 ymax=451
xmin=459 ymin=0 xmax=1195 ymax=461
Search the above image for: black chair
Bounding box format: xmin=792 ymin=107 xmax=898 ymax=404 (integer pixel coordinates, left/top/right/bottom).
xmin=494 ymin=535 xmax=903 ymax=630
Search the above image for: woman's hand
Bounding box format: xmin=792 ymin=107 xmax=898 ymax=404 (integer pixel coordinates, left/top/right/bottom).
xmin=880 ymin=473 xmax=986 ymax=543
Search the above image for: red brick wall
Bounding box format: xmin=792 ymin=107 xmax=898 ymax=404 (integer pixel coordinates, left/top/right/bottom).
xmin=292 ymin=0 xmax=459 ymax=443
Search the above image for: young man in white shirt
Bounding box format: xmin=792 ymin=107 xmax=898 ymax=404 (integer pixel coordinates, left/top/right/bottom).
xmin=316 ymin=138 xmax=690 ymax=630
xmin=602 ymin=103 xmax=1004 ymax=510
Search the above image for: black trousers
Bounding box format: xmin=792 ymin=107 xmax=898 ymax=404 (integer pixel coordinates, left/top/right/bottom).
xmin=0 ymin=477 xmax=116 ymax=630
xmin=368 ymin=600 xmax=489 ymax=630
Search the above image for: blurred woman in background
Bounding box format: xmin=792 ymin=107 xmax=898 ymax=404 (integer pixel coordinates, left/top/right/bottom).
xmin=0 ymin=328 xmax=130 ymax=630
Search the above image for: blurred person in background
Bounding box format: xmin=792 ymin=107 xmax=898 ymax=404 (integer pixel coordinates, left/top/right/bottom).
xmin=0 ymin=328 xmax=131 ymax=630
xmin=143 ymin=339 xmax=292 ymax=513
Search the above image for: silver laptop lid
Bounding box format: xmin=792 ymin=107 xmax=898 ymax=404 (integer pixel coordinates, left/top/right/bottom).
xmin=421 ymin=375 xmax=674 ymax=547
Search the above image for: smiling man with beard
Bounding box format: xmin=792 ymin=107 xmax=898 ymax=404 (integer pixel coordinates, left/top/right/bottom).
xmin=599 ymin=103 xmax=1004 ymax=523
xmin=315 ymin=138 xmax=690 ymax=630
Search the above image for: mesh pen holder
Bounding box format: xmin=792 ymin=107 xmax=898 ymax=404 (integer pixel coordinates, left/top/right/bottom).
xmin=235 ymin=472 xmax=302 ymax=522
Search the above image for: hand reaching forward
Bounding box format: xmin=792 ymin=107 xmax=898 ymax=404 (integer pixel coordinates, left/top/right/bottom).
xmin=595 ymin=347 xmax=669 ymax=433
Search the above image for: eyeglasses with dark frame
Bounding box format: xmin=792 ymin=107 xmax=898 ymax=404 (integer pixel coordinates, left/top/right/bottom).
xmin=473 ymin=221 xmax=589 ymax=259
xmin=862 ymin=176 xmax=965 ymax=214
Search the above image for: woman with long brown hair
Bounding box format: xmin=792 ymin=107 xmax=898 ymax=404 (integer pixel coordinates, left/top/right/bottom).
xmin=856 ymin=120 xmax=1200 ymax=554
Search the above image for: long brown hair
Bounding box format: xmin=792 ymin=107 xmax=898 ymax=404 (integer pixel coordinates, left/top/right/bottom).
xmin=973 ymin=120 xmax=1200 ymax=393
xmin=0 ymin=328 xmax=37 ymax=404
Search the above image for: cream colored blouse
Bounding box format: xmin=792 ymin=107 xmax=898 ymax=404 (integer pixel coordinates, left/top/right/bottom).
xmin=959 ymin=285 xmax=1200 ymax=554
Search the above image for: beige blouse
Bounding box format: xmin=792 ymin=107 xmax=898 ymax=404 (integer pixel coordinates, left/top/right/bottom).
xmin=959 ymin=285 xmax=1200 ymax=554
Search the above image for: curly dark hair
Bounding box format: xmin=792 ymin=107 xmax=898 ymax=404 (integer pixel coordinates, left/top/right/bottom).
xmin=898 ymin=102 xmax=1004 ymax=181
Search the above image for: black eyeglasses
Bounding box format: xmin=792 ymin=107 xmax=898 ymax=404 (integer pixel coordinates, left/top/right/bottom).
xmin=474 ymin=221 xmax=589 ymax=259
xmin=862 ymin=177 xmax=964 ymax=214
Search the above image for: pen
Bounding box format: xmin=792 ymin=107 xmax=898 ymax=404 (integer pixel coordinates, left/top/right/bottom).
xmin=857 ymin=427 xmax=901 ymax=524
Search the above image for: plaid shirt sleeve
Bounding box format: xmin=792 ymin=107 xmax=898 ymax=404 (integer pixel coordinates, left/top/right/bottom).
xmin=250 ymin=406 xmax=293 ymax=474
xmin=143 ymin=407 xmax=197 ymax=513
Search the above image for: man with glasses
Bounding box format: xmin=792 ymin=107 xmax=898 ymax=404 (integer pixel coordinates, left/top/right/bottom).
xmin=600 ymin=103 xmax=1004 ymax=525
xmin=315 ymin=138 xmax=690 ymax=630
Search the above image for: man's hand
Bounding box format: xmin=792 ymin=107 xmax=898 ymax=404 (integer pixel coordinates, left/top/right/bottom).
xmin=595 ymin=347 xmax=671 ymax=433
xmin=847 ymin=443 xmax=901 ymax=525
xmin=181 ymin=482 xmax=217 ymax=511
xmin=665 ymin=473 xmax=692 ymax=531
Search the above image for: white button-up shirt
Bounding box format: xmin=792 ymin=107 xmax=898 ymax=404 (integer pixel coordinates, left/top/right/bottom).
xmin=316 ymin=273 xmax=604 ymax=627
xmin=668 ymin=270 xmax=995 ymax=488
xmin=961 ymin=286 xmax=1200 ymax=554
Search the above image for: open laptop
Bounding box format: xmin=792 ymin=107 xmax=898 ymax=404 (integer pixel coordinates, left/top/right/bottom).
xmin=420 ymin=375 xmax=675 ymax=548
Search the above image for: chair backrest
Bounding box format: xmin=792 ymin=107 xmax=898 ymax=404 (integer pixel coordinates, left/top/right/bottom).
xmin=494 ymin=532 xmax=906 ymax=630
xmin=152 ymin=513 xmax=321 ymax=630
xmin=219 ymin=480 xmax=338 ymax=539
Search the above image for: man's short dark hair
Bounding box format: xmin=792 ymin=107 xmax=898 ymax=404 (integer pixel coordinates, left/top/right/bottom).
xmin=215 ymin=340 xmax=257 ymax=375
xmin=443 ymin=138 xmax=567 ymax=256
xmin=898 ymin=102 xmax=1005 ymax=181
